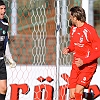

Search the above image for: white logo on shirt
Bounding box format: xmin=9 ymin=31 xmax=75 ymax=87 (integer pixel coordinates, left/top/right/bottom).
xmin=81 ymin=77 xmax=86 ymax=84
xmin=83 ymin=29 xmax=89 ymax=42
xmin=80 ymin=36 xmax=83 ymax=43
xmin=0 ymin=36 xmax=5 ymax=41
xmin=72 ymin=27 xmax=77 ymax=35
xmin=83 ymin=77 xmax=86 ymax=81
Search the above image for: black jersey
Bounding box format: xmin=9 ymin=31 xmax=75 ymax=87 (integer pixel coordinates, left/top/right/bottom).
xmin=0 ymin=18 xmax=8 ymax=57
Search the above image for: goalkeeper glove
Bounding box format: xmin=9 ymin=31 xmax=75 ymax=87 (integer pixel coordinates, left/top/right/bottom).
xmin=7 ymin=58 xmax=16 ymax=68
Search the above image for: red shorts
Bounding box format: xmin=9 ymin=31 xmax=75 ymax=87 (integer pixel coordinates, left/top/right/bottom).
xmin=68 ymin=62 xmax=97 ymax=89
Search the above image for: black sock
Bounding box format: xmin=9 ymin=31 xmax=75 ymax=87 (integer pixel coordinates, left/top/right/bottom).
xmin=0 ymin=94 xmax=6 ymax=100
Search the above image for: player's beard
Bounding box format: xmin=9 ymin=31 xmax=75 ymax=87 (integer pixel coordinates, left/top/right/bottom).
xmin=71 ymin=21 xmax=76 ymax=26
xmin=69 ymin=20 xmax=76 ymax=27
xmin=69 ymin=20 xmax=72 ymax=26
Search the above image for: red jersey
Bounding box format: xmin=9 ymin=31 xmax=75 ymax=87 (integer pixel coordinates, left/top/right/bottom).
xmin=82 ymin=41 xmax=100 ymax=64
xmin=68 ymin=22 xmax=100 ymax=63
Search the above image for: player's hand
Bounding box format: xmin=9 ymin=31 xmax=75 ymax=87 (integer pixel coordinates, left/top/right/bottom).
xmin=75 ymin=58 xmax=83 ymax=67
xmin=62 ymin=47 xmax=69 ymax=55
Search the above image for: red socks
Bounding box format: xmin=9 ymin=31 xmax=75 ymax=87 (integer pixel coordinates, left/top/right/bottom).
xmin=74 ymin=93 xmax=83 ymax=100
xmin=69 ymin=98 xmax=75 ymax=100
xmin=69 ymin=93 xmax=83 ymax=100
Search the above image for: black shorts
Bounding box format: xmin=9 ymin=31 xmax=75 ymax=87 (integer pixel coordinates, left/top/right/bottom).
xmin=0 ymin=59 xmax=7 ymax=80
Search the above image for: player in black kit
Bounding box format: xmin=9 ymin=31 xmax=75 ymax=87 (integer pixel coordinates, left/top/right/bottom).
xmin=0 ymin=1 xmax=9 ymax=100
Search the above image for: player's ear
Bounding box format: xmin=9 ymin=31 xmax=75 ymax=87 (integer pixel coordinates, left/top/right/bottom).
xmin=73 ymin=17 xmax=77 ymax=21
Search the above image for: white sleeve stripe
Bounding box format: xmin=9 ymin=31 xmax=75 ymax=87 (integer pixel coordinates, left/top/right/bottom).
xmin=1 ymin=21 xmax=8 ymax=26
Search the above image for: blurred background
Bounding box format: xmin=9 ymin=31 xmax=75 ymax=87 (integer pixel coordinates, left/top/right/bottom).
xmin=4 ymin=0 xmax=100 ymax=65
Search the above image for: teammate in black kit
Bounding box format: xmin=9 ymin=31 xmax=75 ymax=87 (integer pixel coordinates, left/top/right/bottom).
xmin=0 ymin=1 xmax=9 ymax=100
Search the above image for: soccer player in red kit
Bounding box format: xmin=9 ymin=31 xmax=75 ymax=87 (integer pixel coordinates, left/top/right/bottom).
xmin=62 ymin=6 xmax=100 ymax=100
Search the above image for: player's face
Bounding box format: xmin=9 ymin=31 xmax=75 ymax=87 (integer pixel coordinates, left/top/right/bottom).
xmin=0 ymin=5 xmax=6 ymax=20
xmin=69 ymin=13 xmax=77 ymax=25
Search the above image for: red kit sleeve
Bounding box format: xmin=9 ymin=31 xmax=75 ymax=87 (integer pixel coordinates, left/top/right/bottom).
xmin=67 ymin=27 xmax=75 ymax=52
xmin=83 ymin=51 xmax=100 ymax=64
xmin=82 ymin=25 xmax=100 ymax=64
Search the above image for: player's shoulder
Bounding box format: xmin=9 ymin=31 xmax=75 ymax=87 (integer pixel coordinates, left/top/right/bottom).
xmin=70 ymin=25 xmax=77 ymax=30
xmin=70 ymin=25 xmax=77 ymax=32
xmin=85 ymin=22 xmax=95 ymax=30
xmin=2 ymin=18 xmax=8 ymax=23
xmin=0 ymin=18 xmax=9 ymax=26
xmin=70 ymin=25 xmax=77 ymax=36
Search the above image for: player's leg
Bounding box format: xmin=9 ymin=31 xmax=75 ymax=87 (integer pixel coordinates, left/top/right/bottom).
xmin=75 ymin=64 xmax=97 ymax=100
xmin=69 ymin=88 xmax=75 ymax=100
xmin=0 ymin=80 xmax=7 ymax=100
xmin=74 ymin=84 xmax=84 ymax=100
xmin=0 ymin=59 xmax=7 ymax=100
xmin=69 ymin=64 xmax=79 ymax=99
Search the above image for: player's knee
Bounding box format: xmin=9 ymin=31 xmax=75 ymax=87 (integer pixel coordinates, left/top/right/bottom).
xmin=69 ymin=91 xmax=75 ymax=98
xmin=70 ymin=94 xmax=75 ymax=98
xmin=0 ymin=85 xmax=7 ymax=94
xmin=75 ymin=84 xmax=84 ymax=94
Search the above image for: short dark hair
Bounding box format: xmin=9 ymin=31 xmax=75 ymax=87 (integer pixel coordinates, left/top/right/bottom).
xmin=0 ymin=0 xmax=5 ymax=6
xmin=70 ymin=6 xmax=86 ymax=22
